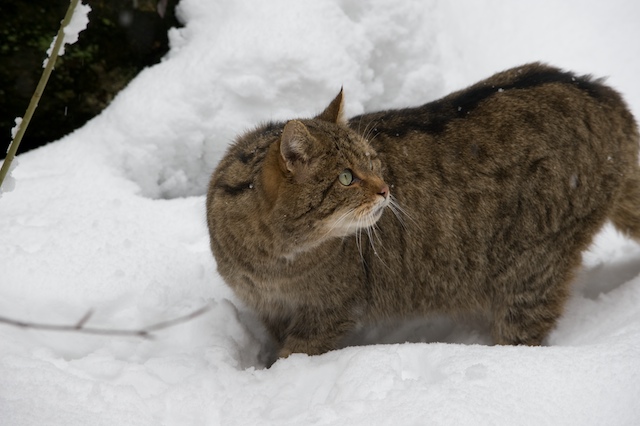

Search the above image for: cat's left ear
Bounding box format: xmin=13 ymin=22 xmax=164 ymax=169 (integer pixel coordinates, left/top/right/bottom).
xmin=280 ymin=120 xmax=317 ymax=180
xmin=316 ymin=88 xmax=346 ymax=124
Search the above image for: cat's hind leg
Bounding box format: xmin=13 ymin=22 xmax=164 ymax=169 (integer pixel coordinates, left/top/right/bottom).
xmin=490 ymin=259 xmax=577 ymax=346
xmin=610 ymin=166 xmax=640 ymax=241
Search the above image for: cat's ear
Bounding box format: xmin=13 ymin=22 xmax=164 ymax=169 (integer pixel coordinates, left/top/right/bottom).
xmin=316 ymin=88 xmax=345 ymax=124
xmin=280 ymin=120 xmax=316 ymax=179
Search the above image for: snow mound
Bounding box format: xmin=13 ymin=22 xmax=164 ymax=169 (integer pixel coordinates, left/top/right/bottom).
xmin=84 ymin=0 xmax=444 ymax=200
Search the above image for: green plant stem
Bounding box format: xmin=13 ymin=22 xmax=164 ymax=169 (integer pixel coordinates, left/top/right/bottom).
xmin=0 ymin=0 xmax=81 ymax=191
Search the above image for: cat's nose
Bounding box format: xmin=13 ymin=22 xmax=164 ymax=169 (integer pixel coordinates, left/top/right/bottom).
xmin=378 ymin=184 xmax=390 ymax=200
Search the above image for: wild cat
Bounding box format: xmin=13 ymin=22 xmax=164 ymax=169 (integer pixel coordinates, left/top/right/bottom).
xmin=206 ymin=62 xmax=640 ymax=362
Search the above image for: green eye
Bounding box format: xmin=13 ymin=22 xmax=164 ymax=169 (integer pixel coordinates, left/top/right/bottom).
xmin=338 ymin=169 xmax=354 ymax=186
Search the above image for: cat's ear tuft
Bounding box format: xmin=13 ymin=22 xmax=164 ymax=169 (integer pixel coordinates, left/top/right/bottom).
xmin=280 ymin=120 xmax=314 ymax=176
xmin=316 ymin=88 xmax=345 ymax=124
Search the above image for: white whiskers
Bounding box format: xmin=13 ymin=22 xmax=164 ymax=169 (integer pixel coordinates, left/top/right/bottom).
xmin=355 ymin=215 xmax=365 ymax=263
xmin=387 ymin=195 xmax=417 ymax=231
xmin=321 ymin=195 xmax=416 ymax=271
xmin=358 ymin=119 xmax=382 ymax=147
xmin=351 ymin=205 xmax=389 ymax=270
xmin=321 ymin=207 xmax=357 ymax=240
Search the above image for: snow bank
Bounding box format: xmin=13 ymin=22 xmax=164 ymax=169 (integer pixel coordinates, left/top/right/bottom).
xmin=1 ymin=0 xmax=639 ymax=425
xmin=75 ymin=0 xmax=444 ymax=199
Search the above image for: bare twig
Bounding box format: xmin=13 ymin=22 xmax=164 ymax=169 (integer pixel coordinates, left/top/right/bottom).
xmin=74 ymin=309 xmax=94 ymax=329
xmin=0 ymin=304 xmax=213 ymax=339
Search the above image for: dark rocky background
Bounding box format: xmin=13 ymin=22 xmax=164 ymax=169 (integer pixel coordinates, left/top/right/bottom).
xmin=1 ymin=0 xmax=180 ymax=158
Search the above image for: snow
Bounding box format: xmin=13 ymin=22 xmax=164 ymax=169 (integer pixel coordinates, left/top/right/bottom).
xmin=1 ymin=0 xmax=640 ymax=424
xmin=10 ymin=118 xmax=22 ymax=141
xmin=43 ymin=1 xmax=91 ymax=67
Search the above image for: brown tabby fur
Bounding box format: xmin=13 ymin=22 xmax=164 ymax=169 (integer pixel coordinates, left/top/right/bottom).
xmin=206 ymin=63 xmax=640 ymax=363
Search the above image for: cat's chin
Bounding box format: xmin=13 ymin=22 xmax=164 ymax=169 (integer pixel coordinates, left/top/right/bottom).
xmin=369 ymin=202 xmax=387 ymax=220
xmin=364 ymin=197 xmax=389 ymax=223
xmin=323 ymin=200 xmax=389 ymax=238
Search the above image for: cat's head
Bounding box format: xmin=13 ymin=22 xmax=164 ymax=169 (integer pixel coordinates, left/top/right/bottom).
xmin=262 ymin=90 xmax=390 ymax=252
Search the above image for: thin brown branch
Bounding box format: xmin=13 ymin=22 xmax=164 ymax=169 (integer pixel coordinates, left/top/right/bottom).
xmin=0 ymin=304 xmax=213 ymax=339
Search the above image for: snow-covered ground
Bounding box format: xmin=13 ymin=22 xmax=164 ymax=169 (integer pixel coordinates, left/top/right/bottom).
xmin=2 ymin=0 xmax=640 ymax=424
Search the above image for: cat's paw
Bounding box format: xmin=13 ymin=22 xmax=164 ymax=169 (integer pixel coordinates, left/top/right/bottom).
xmin=278 ymin=348 xmax=293 ymax=358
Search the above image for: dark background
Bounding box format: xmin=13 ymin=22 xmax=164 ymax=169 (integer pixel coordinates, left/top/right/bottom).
xmin=1 ymin=0 xmax=180 ymax=158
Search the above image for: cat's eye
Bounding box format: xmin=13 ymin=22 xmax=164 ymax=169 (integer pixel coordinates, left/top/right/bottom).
xmin=338 ymin=169 xmax=355 ymax=186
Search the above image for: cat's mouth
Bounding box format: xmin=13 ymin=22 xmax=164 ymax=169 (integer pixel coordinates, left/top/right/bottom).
xmin=369 ymin=201 xmax=387 ymax=220
xmin=324 ymin=199 xmax=389 ymax=237
xmin=353 ymin=201 xmax=388 ymax=230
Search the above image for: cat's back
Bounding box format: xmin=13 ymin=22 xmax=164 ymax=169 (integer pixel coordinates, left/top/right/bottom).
xmin=351 ymin=62 xmax=636 ymax=162
xmin=349 ymin=62 xmax=639 ymax=313
xmin=351 ymin=62 xmax=637 ymax=223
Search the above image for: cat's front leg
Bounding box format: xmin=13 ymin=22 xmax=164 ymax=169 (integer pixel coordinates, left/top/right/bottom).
xmin=278 ymin=336 xmax=334 ymax=358
xmin=276 ymin=307 xmax=356 ymax=358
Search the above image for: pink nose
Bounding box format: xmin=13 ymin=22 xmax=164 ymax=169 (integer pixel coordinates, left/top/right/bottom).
xmin=378 ymin=184 xmax=390 ymax=199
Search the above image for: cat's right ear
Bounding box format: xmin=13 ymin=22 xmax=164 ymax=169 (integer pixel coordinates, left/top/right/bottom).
xmin=280 ymin=120 xmax=315 ymax=180
xmin=316 ymin=88 xmax=345 ymax=124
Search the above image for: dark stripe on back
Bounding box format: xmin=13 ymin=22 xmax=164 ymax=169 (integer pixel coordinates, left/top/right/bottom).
xmin=236 ymin=151 xmax=254 ymax=164
xmin=452 ymin=68 xmax=605 ymax=116
xmin=215 ymin=180 xmax=253 ymax=196
xmin=351 ymin=66 xmax=608 ymax=138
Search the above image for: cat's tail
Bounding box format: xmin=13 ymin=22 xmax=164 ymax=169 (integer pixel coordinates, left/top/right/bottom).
xmin=611 ymin=166 xmax=640 ymax=241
